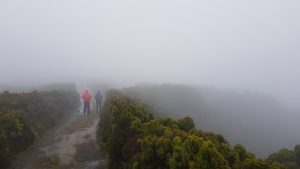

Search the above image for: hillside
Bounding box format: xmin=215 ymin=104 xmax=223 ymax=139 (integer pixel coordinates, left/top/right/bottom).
xmin=122 ymin=84 xmax=300 ymax=157
xmin=97 ymin=90 xmax=285 ymax=169
xmin=268 ymin=146 xmax=300 ymax=169
xmin=0 ymin=83 xmax=77 ymax=93
xmin=0 ymin=89 xmax=80 ymax=168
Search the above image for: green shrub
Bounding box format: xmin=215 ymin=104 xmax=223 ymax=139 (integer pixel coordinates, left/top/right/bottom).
xmin=98 ymin=91 xmax=286 ymax=169
xmin=0 ymin=90 xmax=80 ymax=168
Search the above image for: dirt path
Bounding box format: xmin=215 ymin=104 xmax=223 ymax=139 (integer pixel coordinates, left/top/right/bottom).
xmin=10 ymin=111 xmax=107 ymax=169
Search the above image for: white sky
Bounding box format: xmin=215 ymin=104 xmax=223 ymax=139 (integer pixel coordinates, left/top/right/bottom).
xmin=0 ymin=0 xmax=300 ymax=106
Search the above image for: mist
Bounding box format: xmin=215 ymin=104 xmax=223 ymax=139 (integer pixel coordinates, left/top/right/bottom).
xmin=123 ymin=84 xmax=300 ymax=157
xmin=1 ymin=0 xmax=300 ymax=107
xmin=2 ymin=1 xmax=300 ymax=167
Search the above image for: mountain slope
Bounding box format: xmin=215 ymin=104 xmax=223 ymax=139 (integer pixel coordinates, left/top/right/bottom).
xmin=122 ymin=84 xmax=300 ymax=157
xmin=97 ymin=90 xmax=285 ymax=169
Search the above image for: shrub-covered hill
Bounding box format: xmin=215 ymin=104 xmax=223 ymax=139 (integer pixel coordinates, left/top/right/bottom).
xmin=98 ymin=90 xmax=285 ymax=169
xmin=123 ymin=84 xmax=300 ymax=157
xmin=0 ymin=90 xmax=80 ymax=168
xmin=268 ymin=145 xmax=300 ymax=169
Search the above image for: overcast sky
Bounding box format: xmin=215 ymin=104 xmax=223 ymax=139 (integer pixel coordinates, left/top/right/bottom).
xmin=0 ymin=0 xmax=299 ymax=106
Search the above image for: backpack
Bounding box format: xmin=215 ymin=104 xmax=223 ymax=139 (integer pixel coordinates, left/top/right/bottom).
xmin=83 ymin=92 xmax=91 ymax=101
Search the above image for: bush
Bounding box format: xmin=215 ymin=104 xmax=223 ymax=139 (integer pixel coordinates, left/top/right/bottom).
xmin=98 ymin=91 xmax=286 ymax=169
xmin=0 ymin=90 xmax=80 ymax=168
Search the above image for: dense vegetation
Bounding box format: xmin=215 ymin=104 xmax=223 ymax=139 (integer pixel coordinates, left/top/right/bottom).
xmin=0 ymin=90 xmax=80 ymax=168
xmin=98 ymin=90 xmax=285 ymax=169
xmin=268 ymin=145 xmax=300 ymax=169
xmin=123 ymin=84 xmax=300 ymax=157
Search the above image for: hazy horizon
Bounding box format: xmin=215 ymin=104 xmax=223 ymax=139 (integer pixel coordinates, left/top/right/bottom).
xmin=1 ymin=0 xmax=300 ymax=107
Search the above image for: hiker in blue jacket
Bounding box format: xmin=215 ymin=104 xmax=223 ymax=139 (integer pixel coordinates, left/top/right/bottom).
xmin=95 ymin=91 xmax=103 ymax=113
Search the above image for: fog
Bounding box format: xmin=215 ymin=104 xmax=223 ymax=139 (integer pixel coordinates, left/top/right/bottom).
xmin=123 ymin=84 xmax=300 ymax=157
xmin=1 ymin=0 xmax=300 ymax=107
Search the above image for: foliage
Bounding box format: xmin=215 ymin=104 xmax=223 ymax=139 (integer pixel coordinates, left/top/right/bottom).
xmin=98 ymin=90 xmax=286 ymax=169
xmin=42 ymin=155 xmax=61 ymax=168
xmin=123 ymin=84 xmax=300 ymax=157
xmin=268 ymin=145 xmax=300 ymax=169
xmin=0 ymin=90 xmax=80 ymax=168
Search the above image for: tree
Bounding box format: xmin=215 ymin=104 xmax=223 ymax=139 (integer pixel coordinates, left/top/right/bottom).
xmin=195 ymin=141 xmax=230 ymax=169
xmin=234 ymin=144 xmax=248 ymax=161
xmin=294 ymin=145 xmax=300 ymax=166
xmin=177 ymin=117 xmax=195 ymax=131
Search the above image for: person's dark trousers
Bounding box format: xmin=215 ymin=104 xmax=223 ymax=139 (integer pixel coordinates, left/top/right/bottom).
xmin=83 ymin=101 xmax=90 ymax=115
xmin=96 ymin=101 xmax=101 ymax=113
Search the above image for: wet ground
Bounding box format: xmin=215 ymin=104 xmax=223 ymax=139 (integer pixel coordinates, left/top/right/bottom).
xmin=10 ymin=111 xmax=108 ymax=169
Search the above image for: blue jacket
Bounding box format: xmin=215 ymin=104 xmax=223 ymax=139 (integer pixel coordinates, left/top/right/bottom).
xmin=95 ymin=92 xmax=103 ymax=103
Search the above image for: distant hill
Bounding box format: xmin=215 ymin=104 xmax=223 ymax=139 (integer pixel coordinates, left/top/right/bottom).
xmin=0 ymin=83 xmax=77 ymax=93
xmin=0 ymin=84 xmax=33 ymax=93
xmin=37 ymin=83 xmax=77 ymax=91
xmin=123 ymin=84 xmax=300 ymax=157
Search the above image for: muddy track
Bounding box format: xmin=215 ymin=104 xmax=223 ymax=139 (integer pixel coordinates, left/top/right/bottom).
xmin=10 ymin=111 xmax=107 ymax=169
